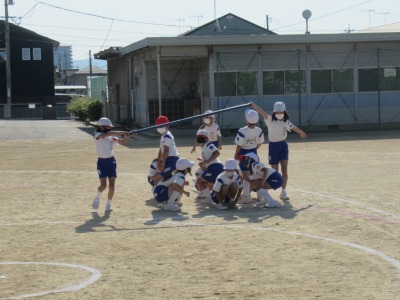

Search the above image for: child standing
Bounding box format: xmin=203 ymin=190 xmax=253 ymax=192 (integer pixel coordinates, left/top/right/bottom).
xmin=92 ymin=117 xmax=129 ymax=212
xmin=251 ymin=102 xmax=307 ymax=200
xmin=191 ymin=110 xmax=222 ymax=153
xmin=153 ymin=158 xmax=195 ymax=211
xmin=233 ymin=109 xmax=264 ymax=203
xmin=155 ymin=116 xmax=180 ymax=184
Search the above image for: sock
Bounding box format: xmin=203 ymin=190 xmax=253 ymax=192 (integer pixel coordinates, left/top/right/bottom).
xmin=167 ymin=191 xmax=180 ymax=205
xmin=106 ymin=200 xmax=112 ymax=207
xmin=243 ymin=180 xmax=251 ymax=197
xmin=258 ymin=189 xmax=274 ymax=201
xmin=202 ymin=188 xmax=211 ymax=198
xmin=96 ymin=191 xmax=102 ymax=198
xmin=281 ymin=188 xmax=286 ymax=193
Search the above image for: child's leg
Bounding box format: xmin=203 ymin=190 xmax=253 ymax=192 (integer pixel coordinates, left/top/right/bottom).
xmin=280 ymin=160 xmax=288 ymax=189
xmin=105 ymin=177 xmax=116 ymax=211
xmin=92 ymin=177 xmax=107 ymax=209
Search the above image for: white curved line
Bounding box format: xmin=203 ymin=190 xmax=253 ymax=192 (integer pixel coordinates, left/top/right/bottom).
xmin=0 ymin=262 xmax=102 ymax=299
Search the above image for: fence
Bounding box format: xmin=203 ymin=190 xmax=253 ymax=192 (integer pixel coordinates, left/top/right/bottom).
xmin=0 ymin=103 xmax=73 ymax=120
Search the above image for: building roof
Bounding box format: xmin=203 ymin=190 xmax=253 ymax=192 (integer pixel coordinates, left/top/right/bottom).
xmin=74 ymin=65 xmax=107 ymax=75
xmin=182 ymin=13 xmax=276 ymax=36
xmin=0 ymin=20 xmax=59 ymax=47
xmin=359 ymin=22 xmax=400 ymax=33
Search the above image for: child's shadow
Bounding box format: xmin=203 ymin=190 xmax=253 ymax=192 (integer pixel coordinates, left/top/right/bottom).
xmin=75 ymin=211 xmax=116 ymax=233
xmin=144 ymin=198 xmax=189 ymax=225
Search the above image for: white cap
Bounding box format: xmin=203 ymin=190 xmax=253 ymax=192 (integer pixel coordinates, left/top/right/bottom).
xmin=273 ymin=102 xmax=286 ymax=113
xmin=244 ymin=152 xmax=259 ymax=162
xmin=224 ymin=159 xmax=238 ymax=170
xmin=196 ymin=129 xmax=209 ymax=138
xmin=245 ymin=109 xmax=259 ymax=124
xmin=204 ymin=110 xmax=215 ymax=119
xmin=176 ymin=158 xmax=195 ymax=171
xmin=98 ymin=117 xmax=114 ymax=127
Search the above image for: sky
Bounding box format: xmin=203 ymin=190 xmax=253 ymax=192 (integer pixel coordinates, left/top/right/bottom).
xmin=3 ymin=0 xmax=400 ymax=65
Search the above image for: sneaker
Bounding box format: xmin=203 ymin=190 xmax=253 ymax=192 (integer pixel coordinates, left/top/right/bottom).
xmin=105 ymin=204 xmax=113 ymax=212
xmin=254 ymin=199 xmax=267 ymax=207
xmin=157 ymin=202 xmax=165 ymax=209
xmin=264 ymin=199 xmax=279 ymax=208
xmin=175 ymin=199 xmax=183 ymax=207
xmin=202 ymin=197 xmax=216 ymax=206
xmin=216 ymin=203 xmax=228 ymax=210
xmin=280 ymin=190 xmax=290 ymax=201
xmin=238 ymin=195 xmax=252 ymax=204
xmin=92 ymin=197 xmax=100 ymax=209
xmin=163 ymin=202 xmax=181 ymax=211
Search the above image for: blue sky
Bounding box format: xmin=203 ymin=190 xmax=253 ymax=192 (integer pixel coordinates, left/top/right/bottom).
xmin=3 ymin=0 xmax=399 ymax=61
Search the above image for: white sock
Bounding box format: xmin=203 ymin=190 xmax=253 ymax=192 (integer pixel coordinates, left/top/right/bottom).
xmin=96 ymin=191 xmax=102 ymax=198
xmin=243 ymin=180 xmax=251 ymax=197
xmin=167 ymin=191 xmax=180 ymax=205
xmin=258 ymin=189 xmax=274 ymax=201
xmin=202 ymin=188 xmax=211 ymax=198
xmin=106 ymin=200 xmax=112 ymax=207
xmin=281 ymin=188 xmax=286 ymax=193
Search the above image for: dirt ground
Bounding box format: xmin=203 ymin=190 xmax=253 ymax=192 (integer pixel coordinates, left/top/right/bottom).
xmin=0 ymin=120 xmax=399 ymax=300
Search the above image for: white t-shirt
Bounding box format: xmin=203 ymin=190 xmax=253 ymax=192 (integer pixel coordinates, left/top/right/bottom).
xmin=234 ymin=126 xmax=264 ymax=150
xmin=157 ymin=172 xmax=185 ymax=188
xmin=148 ymin=160 xmax=158 ymax=177
xmin=264 ymin=118 xmax=294 ymax=142
xmin=213 ymin=171 xmax=243 ymax=192
xmin=94 ymin=132 xmax=117 ymax=158
xmin=201 ymin=142 xmax=221 ymax=165
xmin=249 ymin=162 xmax=276 ymax=181
xmin=160 ymin=131 xmax=179 ymax=157
xmin=200 ymin=123 xmax=221 ymax=142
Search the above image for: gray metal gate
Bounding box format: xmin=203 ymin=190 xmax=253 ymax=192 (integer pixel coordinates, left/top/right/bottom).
xmin=56 ymin=102 xmax=72 ymax=120
xmin=0 ymin=103 xmax=43 ymax=119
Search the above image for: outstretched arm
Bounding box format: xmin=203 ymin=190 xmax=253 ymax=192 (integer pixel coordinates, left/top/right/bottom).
xmin=250 ymin=102 xmax=269 ymax=120
xmin=292 ymin=126 xmax=307 ymax=139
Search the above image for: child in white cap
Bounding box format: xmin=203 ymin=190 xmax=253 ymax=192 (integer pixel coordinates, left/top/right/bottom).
xmin=92 ymin=117 xmax=129 ymax=212
xmin=153 ymin=158 xmax=194 ymax=211
xmin=191 ymin=110 xmax=222 ymax=153
xmin=234 ymin=109 xmax=264 ymax=203
xmin=250 ymin=102 xmax=306 ymax=201
xmin=195 ymin=129 xmax=224 ymax=201
xmin=211 ymin=159 xmax=243 ymax=210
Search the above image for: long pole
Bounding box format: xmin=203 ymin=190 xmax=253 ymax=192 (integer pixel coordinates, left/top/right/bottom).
xmin=4 ymin=0 xmax=12 ymax=118
xmin=129 ymin=102 xmax=251 ymax=135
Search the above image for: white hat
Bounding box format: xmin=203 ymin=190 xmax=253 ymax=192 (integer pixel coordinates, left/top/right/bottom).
xmin=204 ymin=110 xmax=215 ymax=119
xmin=98 ymin=117 xmax=114 ymax=127
xmin=196 ymin=129 xmax=209 ymax=138
xmin=245 ymin=109 xmax=259 ymax=124
xmin=273 ymin=102 xmax=286 ymax=113
xmin=244 ymin=152 xmax=259 ymax=162
xmin=176 ymin=158 xmax=195 ymax=171
xmin=224 ymin=159 xmax=238 ymax=170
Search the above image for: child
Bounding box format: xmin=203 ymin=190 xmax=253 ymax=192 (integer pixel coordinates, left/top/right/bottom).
xmin=92 ymin=117 xmax=129 ymax=212
xmin=247 ymin=154 xmax=283 ymax=208
xmin=211 ymin=159 xmax=243 ymax=210
xmin=153 ymin=158 xmax=195 ymax=211
xmin=191 ymin=110 xmax=222 ymax=153
xmin=195 ymin=129 xmax=224 ymax=201
xmin=147 ymin=158 xmax=160 ymax=193
xmin=155 ymin=116 xmax=180 ymax=184
xmin=251 ymin=101 xmax=307 ymax=200
xmin=234 ymin=109 xmax=264 ymax=203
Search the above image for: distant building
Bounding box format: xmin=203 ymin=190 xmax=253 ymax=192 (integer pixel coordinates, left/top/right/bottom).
xmin=53 ymin=45 xmax=73 ymax=71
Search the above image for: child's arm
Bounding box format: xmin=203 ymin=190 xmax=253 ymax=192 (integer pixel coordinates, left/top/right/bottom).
xmin=172 ymin=182 xmax=190 ymax=197
xmin=234 ymin=145 xmax=241 ymax=161
xmin=250 ymin=102 xmax=269 ymax=120
xmin=217 ymin=136 xmax=222 ymax=150
xmin=116 ymin=132 xmax=129 ymax=145
xmin=292 ymin=126 xmax=307 ymax=139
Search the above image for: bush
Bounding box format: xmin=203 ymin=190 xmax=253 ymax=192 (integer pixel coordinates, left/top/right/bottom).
xmin=67 ymin=97 xmax=102 ymax=121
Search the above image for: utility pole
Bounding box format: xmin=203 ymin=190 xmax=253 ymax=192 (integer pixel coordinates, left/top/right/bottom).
xmin=4 ymin=0 xmax=14 ymax=118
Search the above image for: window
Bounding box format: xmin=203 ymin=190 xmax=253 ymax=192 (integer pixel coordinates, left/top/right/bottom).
xmin=22 ymin=48 xmax=30 ymax=61
xmin=358 ymin=68 xmax=378 ymax=92
xmin=285 ymin=70 xmax=306 ymax=94
xmin=333 ymin=69 xmax=353 ymax=93
xmin=33 ymin=48 xmax=41 ymax=61
xmin=311 ymin=70 xmax=331 ymax=93
xmin=263 ymin=71 xmax=284 ymax=95
xmin=380 ymin=67 xmax=400 ymax=91
xmin=214 ymin=72 xmax=236 ymax=97
xmin=237 ymin=71 xmax=257 ymax=96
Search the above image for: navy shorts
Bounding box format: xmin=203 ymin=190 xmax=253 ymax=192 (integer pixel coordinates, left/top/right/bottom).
xmin=209 ymin=141 xmax=219 ymax=148
xmin=153 ymin=185 xmax=169 ymax=203
xmin=201 ymin=163 xmax=224 ymax=184
xmin=148 ymin=176 xmax=155 ymax=187
xmin=266 ymin=172 xmax=283 ymax=190
xmin=97 ymin=157 xmax=117 ymax=178
xmin=161 ymin=156 xmax=179 ymax=177
xmin=238 ymin=149 xmax=258 ymax=171
xmin=211 ymin=191 xmax=230 ymax=204
xmin=268 ymin=141 xmax=289 ymax=165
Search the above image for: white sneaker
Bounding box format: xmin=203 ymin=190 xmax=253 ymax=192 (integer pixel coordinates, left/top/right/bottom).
xmin=264 ymin=199 xmax=279 ymax=208
xmin=280 ymin=190 xmax=290 ymax=201
xmin=238 ymin=195 xmax=252 ymax=204
xmin=254 ymin=199 xmax=267 ymax=207
xmin=163 ymin=202 xmax=181 ymax=211
xmin=92 ymin=197 xmax=100 ymax=209
xmin=202 ymin=197 xmax=216 ymax=205
xmin=157 ymin=202 xmax=165 ymax=209
xmin=216 ymin=203 xmax=228 ymax=210
xmin=175 ymin=199 xmax=183 ymax=207
xmin=105 ymin=205 xmax=113 ymax=212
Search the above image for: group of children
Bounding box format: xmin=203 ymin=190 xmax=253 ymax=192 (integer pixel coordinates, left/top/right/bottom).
xmin=92 ymin=102 xmax=307 ymax=212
